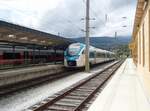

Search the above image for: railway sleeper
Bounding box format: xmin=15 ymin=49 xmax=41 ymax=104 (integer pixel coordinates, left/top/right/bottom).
xmin=65 ymin=95 xmax=86 ymax=100
xmin=70 ymin=91 xmax=92 ymax=96
xmin=85 ymin=79 xmax=103 ymax=83
xmin=47 ymin=104 xmax=75 ymax=111
xmin=74 ymin=88 xmax=94 ymax=92
xmin=68 ymin=93 xmax=90 ymax=97
xmin=54 ymin=101 xmax=80 ymax=107
xmin=58 ymin=98 xmax=83 ymax=103
xmin=84 ymin=82 xmax=103 ymax=86
xmin=79 ymin=86 xmax=97 ymax=90
xmin=81 ymin=85 xmax=99 ymax=88
xmin=26 ymin=61 xmax=123 ymax=111
xmin=75 ymin=89 xmax=94 ymax=92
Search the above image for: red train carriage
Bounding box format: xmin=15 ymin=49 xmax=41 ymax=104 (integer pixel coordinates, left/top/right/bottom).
xmin=0 ymin=47 xmax=24 ymax=65
xmin=0 ymin=46 xmax=64 ymax=67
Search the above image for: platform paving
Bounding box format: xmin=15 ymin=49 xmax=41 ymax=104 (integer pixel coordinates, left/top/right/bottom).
xmin=0 ymin=65 xmax=63 ymax=77
xmin=88 ymin=58 xmax=150 ymax=111
xmin=0 ymin=65 xmax=64 ymax=87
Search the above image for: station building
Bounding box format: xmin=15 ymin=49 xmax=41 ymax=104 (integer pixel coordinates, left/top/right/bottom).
xmin=130 ymin=0 xmax=150 ymax=100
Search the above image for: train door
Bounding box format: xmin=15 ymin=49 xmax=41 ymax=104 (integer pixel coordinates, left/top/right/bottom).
xmin=24 ymin=51 xmax=29 ymax=64
xmin=94 ymin=51 xmax=96 ymax=63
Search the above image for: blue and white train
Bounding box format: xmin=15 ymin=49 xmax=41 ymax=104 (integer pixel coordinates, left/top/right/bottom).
xmin=64 ymin=43 xmax=115 ymax=67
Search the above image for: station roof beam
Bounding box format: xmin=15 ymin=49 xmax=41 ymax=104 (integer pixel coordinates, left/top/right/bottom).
xmin=132 ymin=0 xmax=147 ymax=38
xmin=0 ymin=20 xmax=74 ymax=49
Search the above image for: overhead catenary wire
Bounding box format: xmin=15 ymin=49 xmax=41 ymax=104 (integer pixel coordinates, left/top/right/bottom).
xmin=82 ymin=0 xmax=108 ymax=37
xmin=82 ymin=0 xmax=105 ymax=24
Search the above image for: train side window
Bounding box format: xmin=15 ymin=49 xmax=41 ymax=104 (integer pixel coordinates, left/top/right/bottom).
xmin=97 ymin=53 xmax=103 ymax=58
xmin=89 ymin=52 xmax=95 ymax=58
xmin=100 ymin=53 xmax=105 ymax=58
xmin=98 ymin=53 xmax=101 ymax=58
xmin=3 ymin=53 xmax=21 ymax=59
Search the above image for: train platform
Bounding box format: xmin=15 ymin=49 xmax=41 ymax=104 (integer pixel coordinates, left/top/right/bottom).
xmin=0 ymin=64 xmax=64 ymax=87
xmin=88 ymin=58 xmax=150 ymax=111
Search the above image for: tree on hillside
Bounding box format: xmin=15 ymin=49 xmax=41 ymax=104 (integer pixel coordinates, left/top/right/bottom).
xmin=114 ymin=45 xmax=130 ymax=58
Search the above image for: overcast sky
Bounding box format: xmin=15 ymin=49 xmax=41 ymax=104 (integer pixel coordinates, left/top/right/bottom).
xmin=0 ymin=0 xmax=137 ymax=38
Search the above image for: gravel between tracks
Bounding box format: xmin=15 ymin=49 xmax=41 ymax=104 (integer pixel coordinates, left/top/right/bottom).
xmin=0 ymin=62 xmax=114 ymax=111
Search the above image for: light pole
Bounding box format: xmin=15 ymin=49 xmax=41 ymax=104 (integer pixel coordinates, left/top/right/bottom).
xmin=115 ymin=31 xmax=117 ymax=39
xmin=85 ymin=0 xmax=90 ymax=72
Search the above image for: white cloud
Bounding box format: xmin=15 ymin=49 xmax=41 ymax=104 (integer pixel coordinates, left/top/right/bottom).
xmin=95 ymin=3 xmax=136 ymax=37
xmin=0 ymin=0 xmax=137 ymax=38
xmin=0 ymin=0 xmax=62 ymax=27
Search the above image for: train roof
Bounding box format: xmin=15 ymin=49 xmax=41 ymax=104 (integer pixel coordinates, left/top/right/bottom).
xmin=68 ymin=43 xmax=115 ymax=55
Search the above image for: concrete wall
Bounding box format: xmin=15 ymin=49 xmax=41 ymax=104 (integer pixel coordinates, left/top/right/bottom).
xmin=0 ymin=65 xmax=65 ymax=87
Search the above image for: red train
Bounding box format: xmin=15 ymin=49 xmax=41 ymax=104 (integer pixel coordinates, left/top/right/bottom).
xmin=0 ymin=46 xmax=64 ymax=67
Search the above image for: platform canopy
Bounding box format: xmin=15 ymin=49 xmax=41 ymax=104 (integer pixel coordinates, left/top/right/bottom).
xmin=0 ymin=20 xmax=74 ymax=49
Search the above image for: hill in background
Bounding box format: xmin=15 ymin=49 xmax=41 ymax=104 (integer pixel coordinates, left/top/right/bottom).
xmin=71 ymin=36 xmax=131 ymax=58
xmin=72 ymin=36 xmax=131 ymax=50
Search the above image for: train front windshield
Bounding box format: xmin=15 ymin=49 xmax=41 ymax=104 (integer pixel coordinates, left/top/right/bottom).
xmin=67 ymin=46 xmax=81 ymax=56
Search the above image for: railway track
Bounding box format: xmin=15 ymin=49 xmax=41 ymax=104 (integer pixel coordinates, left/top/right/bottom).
xmin=25 ymin=61 xmax=123 ymax=111
xmin=0 ymin=61 xmax=114 ymax=96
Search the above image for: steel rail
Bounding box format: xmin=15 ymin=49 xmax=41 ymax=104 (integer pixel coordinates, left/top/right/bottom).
xmin=26 ymin=61 xmax=123 ymax=111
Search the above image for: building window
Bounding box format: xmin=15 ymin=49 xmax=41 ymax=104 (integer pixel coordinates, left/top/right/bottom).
xmin=142 ymin=23 xmax=145 ymax=67
xmin=139 ymin=31 xmax=141 ymax=64
xmin=149 ymin=10 xmax=150 ymax=71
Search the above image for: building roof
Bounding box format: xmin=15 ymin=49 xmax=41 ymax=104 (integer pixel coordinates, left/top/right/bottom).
xmin=132 ymin=0 xmax=148 ymax=38
xmin=0 ymin=20 xmax=74 ymax=48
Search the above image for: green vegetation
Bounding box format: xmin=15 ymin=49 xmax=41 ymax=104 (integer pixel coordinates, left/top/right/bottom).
xmin=72 ymin=37 xmax=131 ymax=59
xmin=113 ymin=44 xmax=130 ymax=59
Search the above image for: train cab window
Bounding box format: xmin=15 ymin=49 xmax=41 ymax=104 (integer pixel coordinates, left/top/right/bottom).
xmin=82 ymin=50 xmax=85 ymax=54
